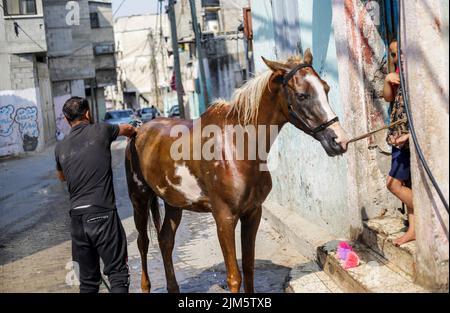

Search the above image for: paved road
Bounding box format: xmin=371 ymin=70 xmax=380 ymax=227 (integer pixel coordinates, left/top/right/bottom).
xmin=0 ymin=140 xmax=307 ymax=293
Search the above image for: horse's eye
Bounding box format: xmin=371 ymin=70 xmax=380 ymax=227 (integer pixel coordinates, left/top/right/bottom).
xmin=297 ymin=93 xmax=309 ymax=101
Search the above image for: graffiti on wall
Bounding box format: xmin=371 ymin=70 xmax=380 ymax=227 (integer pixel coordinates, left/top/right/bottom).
xmin=0 ymin=104 xmax=40 ymax=152
xmin=0 ymin=88 xmax=42 ymax=156
xmin=54 ymin=95 xmax=72 ymax=140
xmin=0 ymin=105 xmax=15 ymax=137
xmin=14 ymin=107 xmax=40 ymax=152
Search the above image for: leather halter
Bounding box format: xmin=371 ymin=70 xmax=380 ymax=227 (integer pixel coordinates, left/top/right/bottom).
xmin=282 ymin=63 xmax=340 ymax=136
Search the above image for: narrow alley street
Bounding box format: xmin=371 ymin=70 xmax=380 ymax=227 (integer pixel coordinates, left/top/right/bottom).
xmin=0 ymin=140 xmax=308 ymax=293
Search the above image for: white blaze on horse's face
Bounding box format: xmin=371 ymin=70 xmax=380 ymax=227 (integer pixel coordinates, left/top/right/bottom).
xmin=303 ymin=74 xmax=349 ymax=153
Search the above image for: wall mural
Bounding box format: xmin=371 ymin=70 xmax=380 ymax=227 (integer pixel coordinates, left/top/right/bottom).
xmin=14 ymin=107 xmax=40 ymax=152
xmin=54 ymin=95 xmax=72 ymax=141
xmin=0 ymin=88 xmax=43 ymax=156
xmin=0 ymin=105 xmax=15 ymax=137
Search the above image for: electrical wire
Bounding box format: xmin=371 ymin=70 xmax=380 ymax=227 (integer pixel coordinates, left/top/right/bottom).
xmin=397 ymin=0 xmax=449 ymax=213
xmin=0 ymin=2 xmax=46 ymax=51
xmin=113 ymin=0 xmax=126 ymax=17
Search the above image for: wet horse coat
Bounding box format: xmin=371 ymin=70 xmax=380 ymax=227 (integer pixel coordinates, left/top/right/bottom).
xmin=126 ymin=51 xmax=349 ymax=293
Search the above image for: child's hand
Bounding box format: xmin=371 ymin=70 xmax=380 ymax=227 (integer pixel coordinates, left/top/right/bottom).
xmin=389 ymin=134 xmax=410 ymax=148
xmin=386 ymin=73 xmax=400 ymax=86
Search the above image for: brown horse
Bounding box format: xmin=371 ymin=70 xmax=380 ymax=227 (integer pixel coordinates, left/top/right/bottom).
xmin=125 ymin=50 xmax=349 ymax=293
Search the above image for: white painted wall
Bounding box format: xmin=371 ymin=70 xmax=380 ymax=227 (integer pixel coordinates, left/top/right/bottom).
xmin=403 ymin=0 xmax=449 ymax=291
xmin=0 ymin=87 xmax=45 ymax=156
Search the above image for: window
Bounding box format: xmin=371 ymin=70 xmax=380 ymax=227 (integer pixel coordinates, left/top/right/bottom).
xmin=3 ymin=0 xmax=37 ymax=16
xmin=201 ymin=0 xmax=220 ymax=7
xmin=90 ymin=12 xmax=100 ymax=29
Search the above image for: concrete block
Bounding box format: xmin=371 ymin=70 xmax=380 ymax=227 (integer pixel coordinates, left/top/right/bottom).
xmin=262 ymin=201 xmax=336 ymax=260
xmin=317 ymin=241 xmax=428 ymax=293
xmin=286 ymin=262 xmax=344 ymax=293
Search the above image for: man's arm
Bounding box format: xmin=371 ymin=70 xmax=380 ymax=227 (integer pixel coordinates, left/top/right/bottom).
xmin=119 ymin=124 xmax=137 ymax=138
xmin=57 ymin=170 xmax=66 ymax=182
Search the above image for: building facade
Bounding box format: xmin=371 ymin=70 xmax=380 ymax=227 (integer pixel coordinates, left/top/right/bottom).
xmin=112 ymin=13 xmax=171 ymax=112
xmin=252 ymin=0 xmax=448 ymax=291
xmin=43 ymin=0 xmax=116 ymax=138
xmin=172 ymin=0 xmax=251 ymax=117
xmin=0 ymin=0 xmax=117 ymax=156
xmin=0 ymin=0 xmax=54 ymax=156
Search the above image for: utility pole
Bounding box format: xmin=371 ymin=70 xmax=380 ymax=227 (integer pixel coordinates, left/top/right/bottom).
xmin=188 ymin=0 xmax=210 ymax=109
xmin=149 ymin=30 xmax=161 ymax=108
xmin=167 ymin=0 xmax=186 ymax=119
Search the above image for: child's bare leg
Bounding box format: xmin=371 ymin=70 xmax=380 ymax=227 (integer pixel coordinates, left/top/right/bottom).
xmin=387 ymin=177 xmax=416 ymax=245
xmin=394 ymin=206 xmax=416 ymax=246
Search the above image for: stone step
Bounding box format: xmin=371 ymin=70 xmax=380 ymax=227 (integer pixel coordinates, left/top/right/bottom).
xmin=361 ymin=217 xmax=416 ymax=277
xmin=317 ymin=241 xmax=427 ymax=293
xmin=286 ymin=262 xmax=344 ymax=293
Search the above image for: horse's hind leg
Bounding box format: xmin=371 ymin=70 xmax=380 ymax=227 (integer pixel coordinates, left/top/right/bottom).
xmin=240 ymin=206 xmax=262 ymax=293
xmin=131 ymin=193 xmax=152 ymax=293
xmin=158 ymin=203 xmax=183 ymax=293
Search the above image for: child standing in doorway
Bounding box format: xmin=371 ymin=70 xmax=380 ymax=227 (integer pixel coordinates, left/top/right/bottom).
xmin=383 ymin=39 xmax=415 ymax=246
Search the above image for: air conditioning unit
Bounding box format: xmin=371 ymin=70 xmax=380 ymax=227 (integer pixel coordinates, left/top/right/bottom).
xmin=94 ymin=44 xmax=114 ymax=55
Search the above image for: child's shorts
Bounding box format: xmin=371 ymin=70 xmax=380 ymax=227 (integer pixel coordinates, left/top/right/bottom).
xmin=389 ymin=147 xmax=411 ymax=181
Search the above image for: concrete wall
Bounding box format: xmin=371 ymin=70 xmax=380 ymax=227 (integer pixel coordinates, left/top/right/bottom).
xmin=53 ymin=79 xmax=86 ymax=139
xmin=0 ymin=85 xmax=45 ymax=156
xmin=114 ymin=13 xmax=170 ymax=110
xmin=44 ymin=0 xmax=95 ymax=81
xmin=175 ymin=0 xmax=250 ymax=39
xmin=0 ymin=0 xmax=47 ymax=55
xmin=255 ymin=0 xmax=349 ymax=237
xmin=204 ymin=35 xmax=247 ymax=101
xmin=89 ymin=0 xmax=116 ymax=87
xmin=252 ymin=0 xmax=399 ymax=239
xmin=0 ymin=0 xmax=46 ymax=90
xmin=332 ymin=0 xmax=401 ymax=237
xmin=402 ymin=0 xmax=449 ymax=291
xmin=0 ymin=54 xmax=47 ymax=156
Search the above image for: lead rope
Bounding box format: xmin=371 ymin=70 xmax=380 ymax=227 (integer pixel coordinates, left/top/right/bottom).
xmin=348 ymin=119 xmax=407 ymax=145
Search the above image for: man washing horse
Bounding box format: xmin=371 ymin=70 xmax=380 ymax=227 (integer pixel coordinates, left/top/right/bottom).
xmin=55 ymin=97 xmax=136 ymax=293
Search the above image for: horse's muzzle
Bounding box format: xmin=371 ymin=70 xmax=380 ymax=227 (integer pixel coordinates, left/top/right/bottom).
xmin=317 ymin=128 xmax=348 ymax=157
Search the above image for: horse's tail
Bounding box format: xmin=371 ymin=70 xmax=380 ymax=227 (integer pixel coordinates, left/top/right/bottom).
xmin=126 ymin=136 xmax=162 ymax=234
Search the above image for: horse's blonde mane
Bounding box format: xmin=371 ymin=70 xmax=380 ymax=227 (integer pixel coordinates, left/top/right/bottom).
xmin=212 ymin=56 xmax=303 ymax=125
xmin=211 ymin=70 xmax=272 ymax=125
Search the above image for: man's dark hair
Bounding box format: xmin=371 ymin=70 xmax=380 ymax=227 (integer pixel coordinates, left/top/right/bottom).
xmin=63 ymin=97 xmax=90 ymax=122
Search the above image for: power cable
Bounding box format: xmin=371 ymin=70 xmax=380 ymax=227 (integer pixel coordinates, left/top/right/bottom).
xmin=397 ymin=0 xmax=449 ymax=213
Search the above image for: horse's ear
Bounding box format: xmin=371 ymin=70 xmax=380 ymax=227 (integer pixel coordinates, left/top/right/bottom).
xmin=304 ymin=48 xmax=313 ymax=65
xmin=262 ymin=57 xmax=290 ymax=73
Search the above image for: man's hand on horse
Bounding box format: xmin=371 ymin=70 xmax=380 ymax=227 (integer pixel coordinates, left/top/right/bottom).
xmin=119 ymin=124 xmax=137 ymax=139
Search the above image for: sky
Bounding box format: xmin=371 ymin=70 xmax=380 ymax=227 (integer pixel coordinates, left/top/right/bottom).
xmin=112 ymin=0 xmax=159 ymax=18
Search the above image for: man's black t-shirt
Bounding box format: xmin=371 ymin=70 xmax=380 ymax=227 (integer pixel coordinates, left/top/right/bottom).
xmin=55 ymin=123 xmax=120 ymax=212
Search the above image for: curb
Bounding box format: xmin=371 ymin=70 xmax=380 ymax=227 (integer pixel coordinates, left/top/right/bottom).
xmin=262 ymin=201 xmax=338 ymax=293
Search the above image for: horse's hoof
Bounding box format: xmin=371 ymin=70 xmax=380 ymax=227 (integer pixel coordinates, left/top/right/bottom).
xmin=168 ymin=286 xmax=180 ymax=293
xmin=141 ymin=284 xmax=151 ymax=294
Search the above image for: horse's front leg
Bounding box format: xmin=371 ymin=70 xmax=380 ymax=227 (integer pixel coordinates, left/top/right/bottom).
xmin=240 ymin=206 xmax=262 ymax=293
xmin=212 ymin=201 xmax=241 ymax=293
